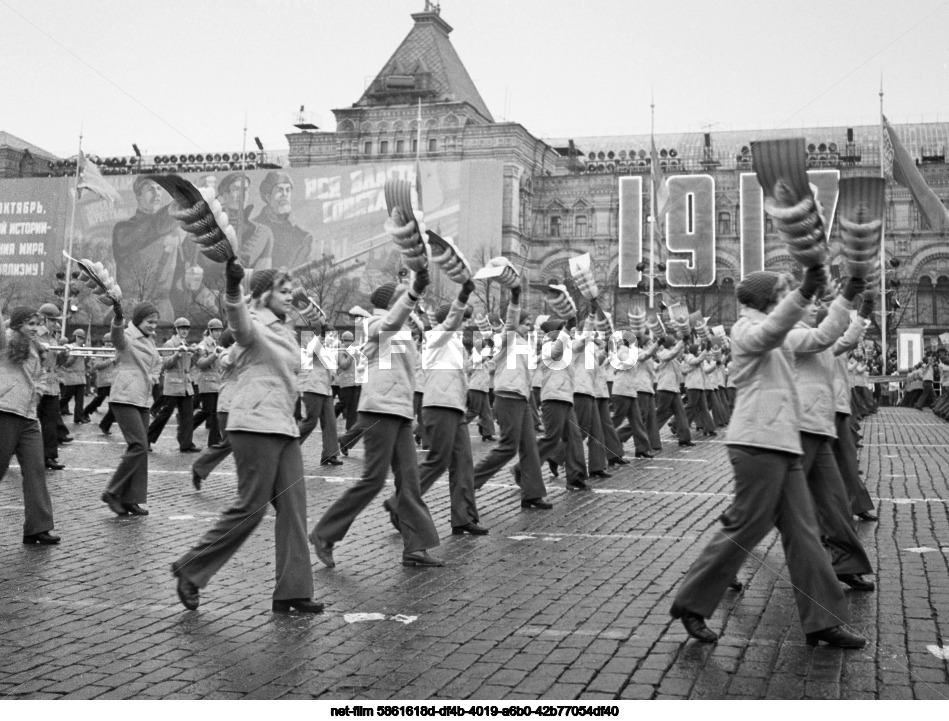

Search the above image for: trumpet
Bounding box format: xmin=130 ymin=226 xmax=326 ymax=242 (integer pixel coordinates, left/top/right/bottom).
xmin=44 ymin=345 xmax=199 ymax=358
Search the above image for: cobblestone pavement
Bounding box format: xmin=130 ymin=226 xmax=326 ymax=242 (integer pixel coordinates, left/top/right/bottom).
xmin=1 ymin=405 xmax=948 ymax=700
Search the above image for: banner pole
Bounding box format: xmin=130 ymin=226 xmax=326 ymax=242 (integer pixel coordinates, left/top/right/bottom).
xmin=879 ymin=79 xmax=888 ymax=374
xmin=62 ymin=127 xmax=82 ymax=338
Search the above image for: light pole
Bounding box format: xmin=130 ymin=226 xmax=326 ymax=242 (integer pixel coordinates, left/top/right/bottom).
xmin=636 ymin=261 xmax=666 ymax=309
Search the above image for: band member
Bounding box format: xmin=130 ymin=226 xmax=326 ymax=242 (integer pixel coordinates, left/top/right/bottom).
xmin=59 ymin=328 xmax=89 ymax=423
xmin=35 ymin=304 xmax=71 ymax=470
xmin=147 ymin=317 xmax=199 ymax=452
xmin=611 ymin=334 xmax=653 ymax=459
xmin=465 ymin=338 xmax=496 ymax=441
xmin=0 ymin=306 xmax=60 ymax=544
xmin=334 ymin=331 xmax=361 ymax=432
xmin=102 ymin=301 xmax=161 ymax=517
xmin=83 ymin=335 xmax=116 ymax=424
xmin=173 ymin=264 xmax=322 ymax=614
xmin=654 ymin=336 xmax=694 ymax=447
xmin=192 ymin=318 xmax=225 ymax=447
xmin=191 ymin=330 xmax=237 ymax=490
xmin=299 ymin=322 xmax=344 ymax=466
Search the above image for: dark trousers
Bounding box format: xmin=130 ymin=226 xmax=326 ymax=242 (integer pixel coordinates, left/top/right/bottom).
xmin=335 ymin=385 xmax=360 ymax=431
xmin=193 ymin=412 xmax=232 ymax=481
xmin=465 ymin=389 xmax=496 ymax=438
xmin=388 ymin=406 xmax=478 ymax=527
xmin=597 ymin=397 xmax=624 ymax=460
xmin=147 ymin=394 xmax=195 ymax=450
xmin=100 ymin=405 xmax=116 ymax=432
xmin=574 ymin=393 xmax=607 ymax=473
xmin=60 ymin=384 xmax=86 ymax=421
xmin=638 ymin=392 xmax=661 ymax=450
xmin=175 ymin=431 xmax=313 ymax=601
xmin=715 ymin=388 xmax=732 ymax=423
xmin=474 ymin=395 xmax=546 ymax=501
xmin=532 ymin=399 xmax=586 ymax=483
xmin=83 ymin=386 xmax=111 ymax=416
xmin=686 ymin=388 xmax=715 ymax=433
xmin=707 ymin=389 xmax=727 ymax=427
xmin=673 ymin=446 xmax=848 ymax=634
xmin=613 ymin=393 xmax=651 ymax=453
xmin=106 ymin=403 xmax=150 ymax=505
xmin=530 ymin=387 xmax=542 ymax=429
xmin=37 ymin=395 xmax=62 ymax=461
xmin=726 ymin=387 xmax=737 ymax=410
xmin=313 ymin=412 xmax=439 ymax=554
xmin=0 ymin=413 xmax=55 ymax=535
xmin=656 ymin=390 xmax=692 ymax=443
xmin=800 ymin=432 xmax=873 ymax=576
xmin=193 ymin=392 xmax=221 ymax=447
xmin=297 ymin=392 xmax=340 ymax=462
xmin=916 ymin=380 xmax=935 ymax=409
xmin=413 ymin=392 xmax=429 ymax=447
xmin=833 ymin=412 xmax=874 ymax=516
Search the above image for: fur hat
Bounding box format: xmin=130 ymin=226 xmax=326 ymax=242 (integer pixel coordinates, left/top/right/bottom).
xmin=132 ymin=301 xmax=159 ymax=327
xmin=249 ymin=268 xmax=278 ymax=298
xmin=434 ymin=302 xmax=452 ymax=324
xmin=736 ymin=271 xmax=782 ymax=312
xmin=371 ymin=282 xmax=397 ymax=310
xmin=38 ymin=303 xmax=61 ymax=320
xmin=8 ymin=306 xmax=36 ymax=329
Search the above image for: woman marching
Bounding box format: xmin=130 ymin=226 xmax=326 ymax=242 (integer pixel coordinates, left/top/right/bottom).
xmin=0 ymin=306 xmax=61 ymax=545
xmin=101 ymin=300 xmax=161 ymax=517
xmin=173 ymin=262 xmax=323 ymax=613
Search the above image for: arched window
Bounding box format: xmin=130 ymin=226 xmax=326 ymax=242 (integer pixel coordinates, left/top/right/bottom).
xmin=550 ymin=216 xmax=561 ymax=237
xmin=396 ymin=139 xmax=405 ymax=154
xmin=916 ymin=276 xmax=935 ymax=325
xmin=575 ymin=215 xmax=588 ymax=237
xmin=364 ymin=141 xmax=372 ymax=155
xmin=428 ymin=138 xmax=437 ymax=152
xmin=379 ymin=140 xmax=388 ymax=155
xmin=936 ymin=275 xmax=949 ymax=326
xmin=717 ymin=211 xmax=731 ymax=236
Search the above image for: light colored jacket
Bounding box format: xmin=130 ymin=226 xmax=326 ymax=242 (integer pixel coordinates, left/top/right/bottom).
xmin=160 ymin=336 xmax=194 ymax=396
xmin=195 ymin=336 xmax=223 ymax=394
xmin=93 ymin=356 xmax=117 ymax=388
xmin=492 ymin=302 xmax=533 ymax=400
xmin=422 ymin=300 xmax=468 ymax=412
xmin=633 ymin=342 xmax=658 ymax=394
xmin=655 ymin=341 xmax=684 ymax=393
xmin=831 ymin=313 xmax=865 ymax=414
xmin=0 ymin=328 xmax=42 ymax=419
xmin=60 ymin=353 xmax=88 ymax=386
xmin=724 ymin=289 xmax=811 ymax=454
xmin=225 ymin=298 xmax=301 ymax=437
xmin=302 ymin=335 xmax=337 ymax=396
xmin=786 ymin=296 xmax=852 ymax=437
xmin=217 ymin=347 xmax=239 ymax=413
xmin=593 ymin=353 xmax=610 ymax=399
xmin=468 ymin=350 xmax=493 ymax=393
xmin=683 ymin=352 xmax=706 ymax=390
xmin=357 ymin=291 xmax=420 ymax=419
xmin=611 ymin=346 xmax=638 ymax=398
xmin=110 ymin=321 xmax=160 ymax=408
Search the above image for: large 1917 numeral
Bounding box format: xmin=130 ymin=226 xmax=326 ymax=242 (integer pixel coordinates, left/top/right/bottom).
xmin=665 ymin=175 xmax=715 ymax=287
xmin=617 ymin=176 xmax=643 ymax=288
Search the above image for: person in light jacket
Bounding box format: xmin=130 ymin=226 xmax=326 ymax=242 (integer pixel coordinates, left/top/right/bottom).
xmin=83 ymin=335 xmax=116 ymax=426
xmin=59 ymin=328 xmax=89 ymax=423
xmin=101 ymin=301 xmax=161 ymax=516
xmin=670 ymin=268 xmax=865 ymax=649
xmin=147 ymin=317 xmax=200 ymax=452
xmin=298 ymin=322 xmax=343 ymax=466
xmin=190 ymin=331 xmax=237 ymax=490
xmin=0 ymin=306 xmax=60 ymax=544
xmin=191 ymin=318 xmax=225 ymax=447
xmin=173 ymin=264 xmax=322 ymax=614
xmin=611 ymin=335 xmax=653 ymax=459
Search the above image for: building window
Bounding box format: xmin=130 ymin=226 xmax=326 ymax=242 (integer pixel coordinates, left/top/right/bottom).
xmin=379 ymin=140 xmax=388 ymax=154
xmin=575 ymin=215 xmax=587 ymax=237
xmin=396 ymin=139 xmax=405 ymax=154
xmin=428 ymin=138 xmax=437 ymax=152
xmin=936 ymin=276 xmax=949 ymax=326
xmin=412 ymin=138 xmax=418 ymax=153
xmin=550 ymin=216 xmax=561 ymax=237
xmin=364 ymin=141 xmax=372 ymax=155
xmin=917 ymin=276 xmax=935 ymax=325
xmin=717 ymin=211 xmax=731 ymax=236
xmin=765 ymin=217 xmax=774 ymax=235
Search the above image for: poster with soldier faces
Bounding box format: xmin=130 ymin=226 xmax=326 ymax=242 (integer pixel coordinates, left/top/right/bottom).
xmin=0 ymin=159 xmax=503 ymax=322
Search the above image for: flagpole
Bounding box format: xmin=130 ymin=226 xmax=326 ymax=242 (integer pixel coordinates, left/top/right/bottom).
xmin=879 ymin=78 xmax=888 ymax=374
xmin=648 ymin=93 xmax=656 ymax=309
xmin=62 ymin=128 xmax=83 ymax=338
xmin=237 ymin=112 xmax=247 ymax=290
xmin=416 ymin=98 xmax=424 ymax=209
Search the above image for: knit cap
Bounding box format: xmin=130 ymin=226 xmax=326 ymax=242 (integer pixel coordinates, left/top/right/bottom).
xmin=132 ymin=301 xmax=159 ymax=326
xmin=371 ymin=282 xmax=397 ymax=309
xmin=8 ymin=306 xmax=36 ymax=329
xmin=736 ymin=271 xmax=782 ymax=312
xmin=249 ymin=268 xmax=278 ymax=298
xmin=434 ymin=302 xmax=451 ymax=324
xmin=539 ymin=319 xmax=565 ymax=334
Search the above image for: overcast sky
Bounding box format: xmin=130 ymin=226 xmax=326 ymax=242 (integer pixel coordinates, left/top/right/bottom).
xmin=2 ymin=0 xmax=947 ymax=158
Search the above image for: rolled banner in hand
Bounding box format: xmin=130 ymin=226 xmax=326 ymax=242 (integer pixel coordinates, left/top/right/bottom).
xmin=752 ymin=138 xmax=812 ymax=207
xmin=146 ymin=175 xmax=236 ymax=263
xmin=568 ymin=253 xmax=598 ymax=300
xmin=627 ymin=310 xmax=647 ymax=336
xmin=427 ymin=231 xmax=472 ymax=284
xmin=473 ymin=257 xmax=521 ymax=289
xmin=474 ymin=313 xmax=493 ymax=334
xmin=593 ymin=309 xmax=613 ymax=336
xmin=63 ymin=252 xmax=123 ymax=306
xmin=384 ymin=206 xmax=429 ymax=273
xmin=645 ymin=313 xmax=666 ymax=339
xmin=543 ymin=282 xmax=577 ymax=318
xmin=384 ymin=178 xmax=421 ymax=229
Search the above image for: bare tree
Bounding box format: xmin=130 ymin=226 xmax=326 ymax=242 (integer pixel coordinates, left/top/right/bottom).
xmin=294 ymin=256 xmax=370 ymax=327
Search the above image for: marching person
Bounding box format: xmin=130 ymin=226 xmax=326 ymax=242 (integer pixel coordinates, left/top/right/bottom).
xmin=191 ymin=330 xmax=237 ymax=490
xmin=611 ymin=334 xmax=654 ymax=459
xmin=191 ymin=318 xmax=225 ymax=447
xmin=670 ymin=267 xmax=865 ymax=649
xmin=83 ymin=335 xmax=116 ymax=426
xmin=311 ymin=207 xmax=442 ymax=568
xmin=147 ymin=317 xmax=200 ymax=453
xmin=173 ymin=264 xmax=323 ymax=614
xmin=298 ymin=322 xmax=344 ymax=466
xmin=334 ymin=330 xmax=361 ymax=432
xmin=654 ymin=336 xmax=694 ymax=447
xmin=465 ymin=338 xmax=496 ymax=441
xmin=59 ymin=328 xmax=89 ymax=423
xmin=35 ymin=304 xmax=71 ymax=470
xmin=0 ymin=306 xmax=61 ymax=545
xmin=101 ymin=301 xmax=161 ymax=516
xmin=634 ymin=333 xmax=663 ymax=453
xmin=572 ymin=316 xmax=611 ymax=480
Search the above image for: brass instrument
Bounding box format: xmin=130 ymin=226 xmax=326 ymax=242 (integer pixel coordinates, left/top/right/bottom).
xmin=45 ymin=344 xmax=201 ymax=358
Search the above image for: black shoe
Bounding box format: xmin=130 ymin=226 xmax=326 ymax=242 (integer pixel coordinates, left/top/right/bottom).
xmin=123 ymin=503 xmax=149 ymax=516
xmin=101 ymin=491 xmax=129 ymax=516
xmin=633 ymin=451 xmax=654 ymax=459
xmin=192 ymin=470 xmax=202 ymax=490
xmin=679 ymin=440 xmax=696 ymax=447
xmin=727 ymin=578 xmax=744 ymax=592
xmin=272 ymin=598 xmax=324 ymax=614
xmin=402 ymin=550 xmax=444 ymax=567
xmin=180 ymin=446 xmax=200 ymax=453
xmin=148 ymin=445 xmax=153 ymax=452
xmin=59 ymin=436 xmax=74 ymax=444
xmin=547 ymin=460 xmax=559 ymax=478
xmin=340 ymin=446 xmax=348 ymax=456
xmin=45 ymin=458 xmax=65 ymax=471
xmin=171 ymin=562 xmax=199 ymax=610
xmin=805 ymin=626 xmax=866 ymax=648
xmin=837 ymin=573 xmax=875 ymax=592
xmin=320 ymin=457 xmax=344 ymax=466
xmin=99 ymin=425 xmax=112 ymax=435
xmin=856 ymin=511 xmax=878 ymax=522
xmin=855 ymin=442 xmax=865 ymax=448
xmin=23 ymin=531 xmax=60 ymax=545
xmin=609 ymin=457 xmax=632 ymax=465
xmin=452 ymin=522 xmax=489 ymax=536
xmin=312 ymin=535 xmax=335 ymax=567
xmin=481 ymin=435 xmax=496 ymax=442
xmin=704 ymin=431 xmax=718 ymax=437
xmin=381 ymin=499 xmax=401 ymax=532
xmin=589 ymin=470 xmax=611 ymax=479
xmin=75 ymin=417 xmax=91 ymax=424
xmin=521 ymin=498 xmax=553 ymax=510
xmin=567 ymin=479 xmax=589 ymax=491
xmin=670 ymin=603 xmax=718 ymax=643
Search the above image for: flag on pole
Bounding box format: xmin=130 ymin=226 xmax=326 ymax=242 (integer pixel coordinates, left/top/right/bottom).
xmin=77 ymin=151 xmax=122 ymax=203
xmin=882 ymin=115 xmax=949 ymax=232
xmin=650 ymin=137 xmax=670 ymax=217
